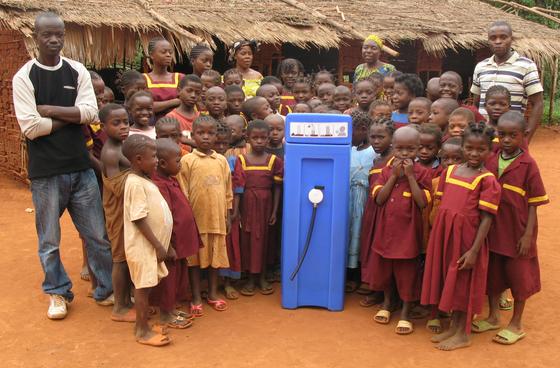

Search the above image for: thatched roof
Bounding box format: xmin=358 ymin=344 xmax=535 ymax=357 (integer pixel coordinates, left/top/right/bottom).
xmin=0 ymin=0 xmax=559 ymax=67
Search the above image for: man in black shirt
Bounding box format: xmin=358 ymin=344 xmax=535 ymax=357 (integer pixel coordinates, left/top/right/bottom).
xmin=13 ymin=12 xmax=113 ymax=319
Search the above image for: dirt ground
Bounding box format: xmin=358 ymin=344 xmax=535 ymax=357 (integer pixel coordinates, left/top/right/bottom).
xmin=1 ymin=128 xmax=559 ymax=368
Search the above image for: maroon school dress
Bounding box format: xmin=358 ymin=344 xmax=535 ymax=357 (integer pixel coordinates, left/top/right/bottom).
xmin=144 ymin=72 xmax=184 ymax=121
xmin=421 ymin=165 xmax=501 ymax=332
xmin=485 ymin=151 xmax=548 ymax=300
xmin=150 ymin=171 xmax=202 ymax=310
xmin=360 ymin=156 xmax=394 ymax=285
xmin=233 ymin=154 xmax=283 ymax=274
xmin=367 ymin=162 xmax=432 ymax=301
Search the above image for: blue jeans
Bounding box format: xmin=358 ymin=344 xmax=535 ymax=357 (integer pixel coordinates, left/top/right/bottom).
xmin=31 ymin=169 xmax=113 ymax=302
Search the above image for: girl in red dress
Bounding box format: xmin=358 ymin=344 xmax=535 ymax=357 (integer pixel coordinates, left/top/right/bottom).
xmin=233 ymin=120 xmax=283 ymax=296
xmin=144 ymin=37 xmax=184 ymax=121
xmin=360 ymin=117 xmax=395 ymax=307
xmin=421 ymin=122 xmax=501 ymax=351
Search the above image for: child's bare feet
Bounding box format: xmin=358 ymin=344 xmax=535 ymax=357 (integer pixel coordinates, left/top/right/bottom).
xmin=436 ymin=332 xmax=471 ymax=351
xmin=258 ymin=277 xmax=274 ymax=295
xmin=430 ymin=326 xmax=456 ymax=343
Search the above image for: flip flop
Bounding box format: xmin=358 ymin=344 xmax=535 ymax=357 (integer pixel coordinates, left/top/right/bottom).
xmin=111 ymin=308 xmax=136 ymax=322
xmin=395 ymin=320 xmax=414 ymax=335
xmin=493 ymin=329 xmax=526 ymax=345
xmin=499 ymin=297 xmax=513 ymax=311
xmin=356 ymin=283 xmax=372 ymax=295
xmin=165 ymin=315 xmax=193 ymax=329
xmin=345 ymin=280 xmax=359 ymax=293
xmin=240 ymin=285 xmax=256 ymax=296
xmin=136 ymin=333 xmax=171 ymax=347
xmin=223 ymin=286 xmax=240 ymax=300
xmin=472 ymin=320 xmax=500 ymax=333
xmin=207 ymin=298 xmax=228 ymax=312
xmin=374 ymin=309 xmax=391 ymax=324
xmin=174 ymin=310 xmax=194 ymax=321
xmin=426 ymin=319 xmax=442 ymax=334
xmin=258 ymin=285 xmax=274 ymax=295
xmin=190 ymin=303 xmax=203 ymax=317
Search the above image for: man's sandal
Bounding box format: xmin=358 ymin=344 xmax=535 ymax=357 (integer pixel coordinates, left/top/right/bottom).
xmin=374 ymin=309 xmax=391 ymax=324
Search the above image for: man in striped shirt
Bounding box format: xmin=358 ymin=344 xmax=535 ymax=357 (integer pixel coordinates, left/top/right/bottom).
xmin=471 ymin=21 xmax=544 ymax=142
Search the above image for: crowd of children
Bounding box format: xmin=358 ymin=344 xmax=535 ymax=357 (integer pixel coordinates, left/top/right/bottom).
xmin=76 ymin=34 xmax=548 ymax=350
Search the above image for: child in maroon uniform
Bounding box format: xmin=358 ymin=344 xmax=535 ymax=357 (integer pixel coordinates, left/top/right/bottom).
xmin=473 ymin=111 xmax=548 ymax=345
xmin=233 ymin=120 xmax=283 ymax=296
xmin=370 ymin=127 xmax=432 ymax=335
xmin=151 ymin=138 xmax=202 ymax=328
xmin=421 ymin=122 xmax=501 ymax=351
xmin=360 ymin=117 xmax=395 ymax=308
xmin=418 ymin=123 xmax=443 ymax=179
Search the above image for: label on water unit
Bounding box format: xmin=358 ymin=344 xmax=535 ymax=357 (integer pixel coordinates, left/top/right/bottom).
xmin=289 ymin=122 xmax=348 ymax=138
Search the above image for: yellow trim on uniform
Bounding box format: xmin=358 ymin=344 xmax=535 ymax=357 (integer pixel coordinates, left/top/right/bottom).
xmin=86 ymin=138 xmax=94 ymax=148
xmin=424 ymin=189 xmax=432 ymax=203
xmin=479 ymin=200 xmax=498 ymax=211
xmin=503 ymin=183 xmax=526 ymax=197
xmin=492 ymin=137 xmax=500 ymax=143
xmin=445 ymin=165 xmax=494 ymax=190
xmin=528 ymin=194 xmax=549 ymax=203
xmin=144 ymin=72 xmax=180 ymax=88
xmin=403 ymin=191 xmax=411 ymax=197
xmin=372 ymin=185 xmax=383 ymax=197
xmin=435 ymin=191 xmax=443 ymax=197
xmin=273 ymin=176 xmax=283 ymax=182
xmin=369 ymin=168 xmax=382 ymax=175
xmin=240 ymin=154 xmax=276 ymax=171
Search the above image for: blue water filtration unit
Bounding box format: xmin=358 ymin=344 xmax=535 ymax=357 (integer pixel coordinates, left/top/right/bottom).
xmin=282 ymin=113 xmax=352 ymax=311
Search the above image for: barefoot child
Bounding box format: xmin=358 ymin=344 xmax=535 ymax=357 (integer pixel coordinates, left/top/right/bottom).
xmin=391 ymin=73 xmax=424 ymax=128
xmin=128 ymin=91 xmax=156 ymax=139
xmin=151 ymin=138 xmax=201 ymax=329
xmin=370 ymin=127 xmax=431 ymax=334
xmin=347 ymin=111 xmax=376 ymax=292
xmin=473 ymin=111 xmax=548 ymax=345
xmin=214 ymin=125 xmax=242 ymax=300
xmin=166 ymin=74 xmax=202 ymax=141
xmin=122 ymin=134 xmax=173 ymax=346
xmin=408 ymin=97 xmax=432 ymax=125
xmin=234 ymin=120 xmax=283 ymax=296
xmin=100 ymin=104 xmax=134 ymax=322
xmin=225 ymin=85 xmax=246 ymax=116
xmin=360 ymin=118 xmax=395 ymax=307
xmin=177 ymin=116 xmax=233 ymax=315
xmin=421 ymin=122 xmax=501 ymax=351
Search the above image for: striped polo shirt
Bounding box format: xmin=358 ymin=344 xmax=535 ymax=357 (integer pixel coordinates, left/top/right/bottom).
xmin=470 ymin=51 xmax=543 ymax=118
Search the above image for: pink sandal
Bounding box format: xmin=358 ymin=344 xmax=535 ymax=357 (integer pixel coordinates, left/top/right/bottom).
xmin=190 ymin=303 xmax=203 ymax=317
xmin=207 ymin=298 xmax=228 ymax=312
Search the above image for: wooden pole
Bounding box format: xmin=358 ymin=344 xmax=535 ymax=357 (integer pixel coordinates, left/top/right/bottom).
xmin=548 ymin=56 xmax=558 ymax=124
xmin=483 ymin=0 xmax=560 ymax=24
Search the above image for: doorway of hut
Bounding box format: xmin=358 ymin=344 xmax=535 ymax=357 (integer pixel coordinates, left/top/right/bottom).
xmin=442 ymin=48 xmax=478 ymax=101
xmin=281 ymin=44 xmax=339 ymax=81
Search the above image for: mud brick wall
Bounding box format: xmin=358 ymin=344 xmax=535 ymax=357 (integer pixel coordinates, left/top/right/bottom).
xmin=0 ymin=29 xmax=30 ymax=183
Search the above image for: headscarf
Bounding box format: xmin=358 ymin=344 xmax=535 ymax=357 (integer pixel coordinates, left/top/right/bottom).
xmin=229 ymin=40 xmax=260 ymax=63
xmin=364 ymin=34 xmax=383 ymax=49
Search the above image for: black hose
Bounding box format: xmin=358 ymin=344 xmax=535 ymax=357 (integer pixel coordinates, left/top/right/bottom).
xmin=290 ymin=204 xmax=318 ymax=281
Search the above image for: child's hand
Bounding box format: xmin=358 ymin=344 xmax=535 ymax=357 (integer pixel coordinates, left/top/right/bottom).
xmin=269 ymin=213 xmax=277 ymax=225
xmin=457 ymin=248 xmax=478 ymax=270
xmin=166 ymin=247 xmax=177 ymax=261
xmin=517 ymin=234 xmax=532 ymax=257
xmin=391 ymin=159 xmax=403 ymax=177
xmin=155 ymin=245 xmax=167 ymax=263
xmin=403 ymin=159 xmax=414 ymax=177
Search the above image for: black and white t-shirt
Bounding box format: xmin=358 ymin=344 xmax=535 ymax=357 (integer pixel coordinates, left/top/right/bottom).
xmin=12 ymin=57 xmax=98 ymax=179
